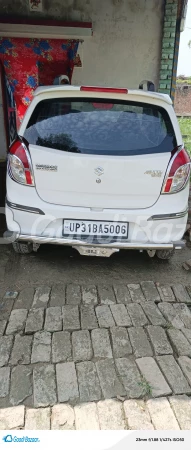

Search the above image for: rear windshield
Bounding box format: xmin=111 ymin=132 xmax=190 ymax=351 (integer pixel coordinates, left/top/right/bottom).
xmin=24 ymin=98 xmax=177 ymax=156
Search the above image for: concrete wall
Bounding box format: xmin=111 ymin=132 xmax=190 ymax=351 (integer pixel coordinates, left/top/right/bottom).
xmin=174 ymin=85 xmax=191 ymax=116
xmin=0 ymin=0 xmax=165 ymax=89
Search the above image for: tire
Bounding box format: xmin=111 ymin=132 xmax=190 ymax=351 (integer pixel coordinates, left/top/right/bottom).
xmin=155 ymin=249 xmax=175 ymax=260
xmin=12 ymin=242 xmax=33 ymax=254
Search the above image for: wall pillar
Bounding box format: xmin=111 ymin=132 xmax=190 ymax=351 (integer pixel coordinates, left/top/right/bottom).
xmin=158 ymin=0 xmax=178 ymax=97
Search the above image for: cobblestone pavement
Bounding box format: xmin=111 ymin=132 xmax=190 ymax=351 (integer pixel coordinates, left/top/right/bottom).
xmin=1 ymin=396 xmax=191 ymax=430
xmin=1 ymin=282 xmax=191 ymax=429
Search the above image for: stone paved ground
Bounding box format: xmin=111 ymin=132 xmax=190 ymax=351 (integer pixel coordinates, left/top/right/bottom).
xmin=1 ymin=396 xmax=191 ymax=430
xmin=1 ymin=282 xmax=191 ymax=429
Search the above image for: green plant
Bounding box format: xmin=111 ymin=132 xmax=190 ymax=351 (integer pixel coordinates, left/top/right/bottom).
xmin=138 ymin=378 xmax=153 ymax=397
xmin=163 ymin=321 xmax=173 ymax=329
xmin=178 ymin=118 xmax=191 ymax=155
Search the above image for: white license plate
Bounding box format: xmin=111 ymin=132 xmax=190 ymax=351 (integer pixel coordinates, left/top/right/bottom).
xmin=73 ymin=246 xmax=120 ymax=257
xmin=63 ymin=220 xmax=128 ymax=237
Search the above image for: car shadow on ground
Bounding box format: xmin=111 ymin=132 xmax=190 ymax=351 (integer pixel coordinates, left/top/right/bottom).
xmin=0 ymin=209 xmax=191 ymax=286
xmin=0 ymin=240 xmax=190 ymax=289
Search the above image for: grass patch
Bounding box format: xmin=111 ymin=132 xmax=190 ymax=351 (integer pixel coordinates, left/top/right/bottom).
xmin=177 ymin=79 xmax=191 ymax=85
xmin=138 ymin=378 xmax=153 ymax=398
xmin=178 ymin=117 xmax=191 ymax=155
xmin=163 ymin=321 xmax=174 ymax=330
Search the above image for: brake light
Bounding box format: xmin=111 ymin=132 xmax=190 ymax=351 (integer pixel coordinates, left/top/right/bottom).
xmin=162 ymin=146 xmax=190 ymax=194
xmin=8 ymin=137 xmax=35 ymax=186
xmin=80 ymin=86 xmax=128 ymax=94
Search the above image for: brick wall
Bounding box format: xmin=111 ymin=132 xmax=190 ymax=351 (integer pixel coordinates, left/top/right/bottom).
xmin=174 ymin=85 xmax=191 ymax=115
xmin=158 ymin=0 xmax=178 ymax=96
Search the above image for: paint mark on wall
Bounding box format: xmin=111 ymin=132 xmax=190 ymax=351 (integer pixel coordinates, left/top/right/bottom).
xmin=29 ymin=0 xmax=43 ymax=12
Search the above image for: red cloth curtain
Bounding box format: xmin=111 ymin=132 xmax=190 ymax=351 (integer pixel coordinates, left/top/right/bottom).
xmin=0 ymin=37 xmax=79 ymax=124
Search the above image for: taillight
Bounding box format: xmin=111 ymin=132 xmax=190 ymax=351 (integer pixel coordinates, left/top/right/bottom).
xmin=8 ymin=137 xmax=35 ymax=186
xmin=80 ymin=86 xmax=128 ymax=94
xmin=162 ymin=146 xmax=190 ymax=194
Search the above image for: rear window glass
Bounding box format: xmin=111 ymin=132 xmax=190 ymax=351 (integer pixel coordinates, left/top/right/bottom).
xmin=24 ymin=98 xmax=176 ymax=156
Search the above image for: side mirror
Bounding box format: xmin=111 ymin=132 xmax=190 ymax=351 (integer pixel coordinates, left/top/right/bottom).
xmin=139 ymin=80 xmax=155 ymax=92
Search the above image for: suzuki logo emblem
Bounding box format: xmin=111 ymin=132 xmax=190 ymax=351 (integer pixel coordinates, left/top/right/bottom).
xmin=94 ymin=167 xmax=104 ymax=176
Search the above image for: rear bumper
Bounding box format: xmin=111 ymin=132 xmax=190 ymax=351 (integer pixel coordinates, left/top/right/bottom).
xmin=5 ymin=178 xmax=189 ymax=247
xmin=14 ymin=234 xmax=185 ymax=250
xmin=6 ymin=202 xmax=188 ymax=247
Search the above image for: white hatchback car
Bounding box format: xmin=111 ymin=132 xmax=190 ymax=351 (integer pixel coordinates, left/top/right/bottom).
xmin=6 ymin=85 xmax=190 ymax=260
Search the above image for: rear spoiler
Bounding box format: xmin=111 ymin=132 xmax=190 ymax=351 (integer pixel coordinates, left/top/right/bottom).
xmin=139 ymin=80 xmax=155 ymax=92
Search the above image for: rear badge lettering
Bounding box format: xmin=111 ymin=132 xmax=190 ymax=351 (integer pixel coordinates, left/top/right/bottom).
xmin=145 ymin=170 xmax=163 ymax=178
xmin=36 ymin=164 xmax=58 ymax=172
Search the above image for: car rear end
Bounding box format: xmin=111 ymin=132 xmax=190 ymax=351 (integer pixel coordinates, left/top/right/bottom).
xmin=6 ymin=86 xmax=190 ymax=257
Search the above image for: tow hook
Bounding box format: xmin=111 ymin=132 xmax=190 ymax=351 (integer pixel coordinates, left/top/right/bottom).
xmin=147 ymin=250 xmax=156 ymax=258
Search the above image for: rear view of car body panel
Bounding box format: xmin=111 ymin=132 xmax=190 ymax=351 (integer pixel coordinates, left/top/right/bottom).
xmin=6 ymin=87 xmax=189 ymax=251
xmin=19 ymin=90 xmax=181 ymax=211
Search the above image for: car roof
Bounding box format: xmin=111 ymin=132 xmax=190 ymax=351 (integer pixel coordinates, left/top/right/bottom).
xmin=33 ymin=85 xmax=172 ymax=105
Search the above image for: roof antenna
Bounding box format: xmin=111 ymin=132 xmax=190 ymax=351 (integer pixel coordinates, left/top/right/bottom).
xmin=139 ymin=80 xmax=155 ymax=91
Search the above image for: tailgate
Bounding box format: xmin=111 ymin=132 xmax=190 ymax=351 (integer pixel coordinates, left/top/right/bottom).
xmin=23 ymin=96 xmax=176 ymax=209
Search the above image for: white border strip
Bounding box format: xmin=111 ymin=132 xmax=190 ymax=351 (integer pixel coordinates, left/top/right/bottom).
xmin=0 ymin=23 xmax=93 ymax=39
xmin=0 ymin=430 xmax=190 ymax=449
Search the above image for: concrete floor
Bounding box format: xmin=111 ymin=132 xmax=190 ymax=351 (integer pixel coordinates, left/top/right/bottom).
xmin=0 ymin=240 xmax=191 ymax=292
xmin=0 ymin=206 xmax=191 ymax=290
